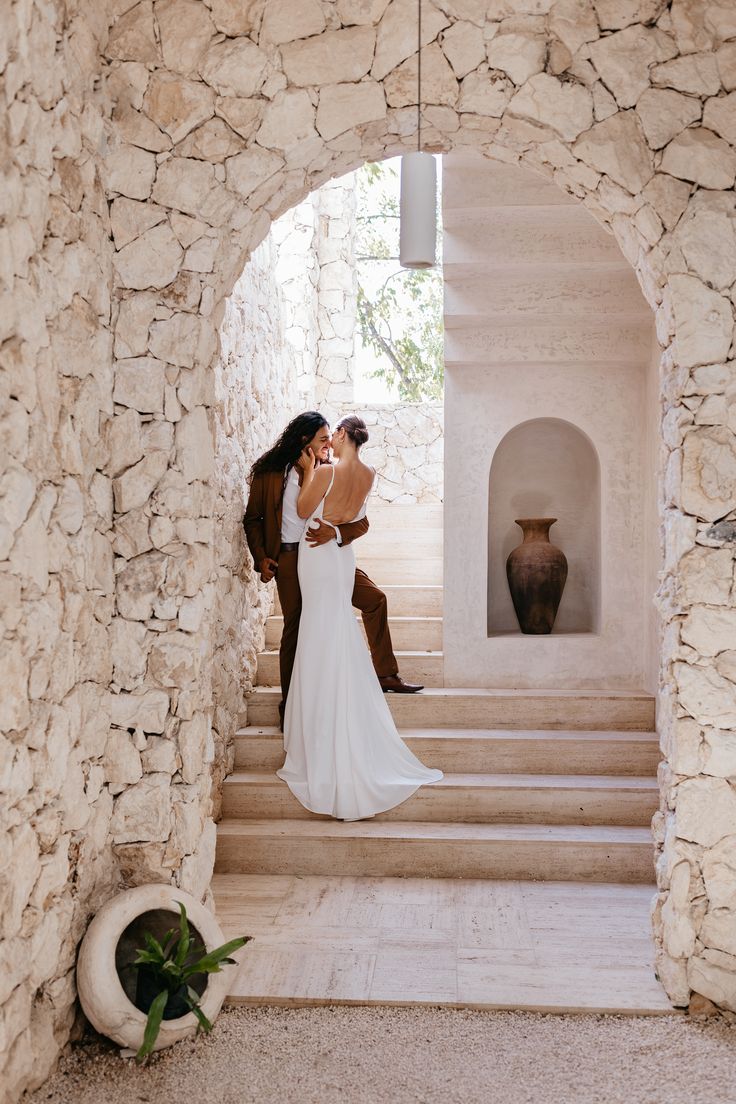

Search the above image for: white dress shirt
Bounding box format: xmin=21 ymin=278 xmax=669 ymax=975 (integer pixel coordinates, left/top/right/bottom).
xmin=281 ymin=468 xmax=306 ymax=543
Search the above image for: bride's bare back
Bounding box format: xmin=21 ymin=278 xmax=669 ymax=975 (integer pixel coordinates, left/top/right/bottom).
xmin=322 ymin=458 xmax=375 ymax=525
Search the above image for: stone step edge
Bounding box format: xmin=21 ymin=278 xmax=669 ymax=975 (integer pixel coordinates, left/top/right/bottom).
xmin=365 ymin=584 xmax=443 ymax=589
xmin=236 ymin=725 xmax=659 ymax=743
xmin=266 ymin=615 xmax=444 ymax=624
xmin=216 ymin=819 xmax=653 ymax=843
xmin=354 ymin=554 xmax=444 ymax=560
xmin=272 ymin=584 xmax=444 ymax=603
xmin=258 ymin=649 xmax=444 ymax=659
xmin=222 ymin=994 xmax=674 ymax=1017
xmin=247 ymin=686 xmax=655 ymax=701
xmin=223 ymin=770 xmax=658 ymax=791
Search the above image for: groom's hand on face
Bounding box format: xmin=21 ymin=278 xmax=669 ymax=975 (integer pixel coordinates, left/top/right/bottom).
xmin=305 ymin=520 xmax=337 ymax=546
xmin=259 ymin=557 xmax=279 ymax=582
xmin=297 ymin=446 xmax=316 ymax=473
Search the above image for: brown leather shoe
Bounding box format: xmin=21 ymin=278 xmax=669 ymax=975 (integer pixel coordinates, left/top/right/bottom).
xmin=379 ymin=674 xmax=424 ymax=693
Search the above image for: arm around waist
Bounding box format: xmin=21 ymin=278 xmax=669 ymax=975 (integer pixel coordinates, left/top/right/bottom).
xmin=336 ymin=515 xmax=369 ymax=547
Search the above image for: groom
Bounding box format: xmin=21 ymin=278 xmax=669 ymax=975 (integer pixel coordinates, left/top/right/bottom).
xmin=244 ymin=412 xmax=423 ymax=729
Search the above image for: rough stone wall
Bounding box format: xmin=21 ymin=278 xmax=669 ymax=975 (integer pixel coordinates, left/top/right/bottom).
xmin=1 ymin=5 xmax=299 ymax=1098
xmin=271 ymin=194 xmax=320 ymax=404
xmin=210 ymin=233 xmax=300 ymax=819
xmin=1 ymin=1 xmax=117 ymax=1099
xmin=361 ymin=404 xmax=444 ymax=503
xmin=3 ymin=2 xmax=736 ymax=1097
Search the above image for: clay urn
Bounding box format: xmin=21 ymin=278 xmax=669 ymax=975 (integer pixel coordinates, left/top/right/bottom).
xmin=506 ymin=518 xmax=568 ymax=635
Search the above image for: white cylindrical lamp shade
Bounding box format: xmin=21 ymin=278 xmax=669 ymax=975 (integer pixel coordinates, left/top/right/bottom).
xmin=399 ymin=151 xmax=437 ymax=269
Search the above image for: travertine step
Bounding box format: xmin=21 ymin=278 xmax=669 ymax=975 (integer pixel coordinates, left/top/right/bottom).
xmin=265 ymin=614 xmax=443 ymax=651
xmin=244 ymin=687 xmax=655 ymax=732
xmin=256 ymin=650 xmax=444 ymax=687
xmin=273 ymin=584 xmax=443 ymax=619
xmin=353 ymin=557 xmax=443 ymax=586
xmin=233 ymin=726 xmax=661 ymax=776
xmin=222 ymin=771 xmax=659 ymax=826
xmin=358 ymin=530 xmax=442 ymax=557
xmin=215 ymin=819 xmax=655 ymax=882
xmin=382 ymin=585 xmax=443 ymax=617
xmin=214 ymin=872 xmax=672 ymax=1013
xmin=362 ymin=504 xmax=443 ymax=529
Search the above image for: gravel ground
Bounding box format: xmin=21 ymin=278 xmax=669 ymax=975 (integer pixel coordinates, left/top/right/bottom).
xmin=27 ymin=1006 xmax=736 ymax=1104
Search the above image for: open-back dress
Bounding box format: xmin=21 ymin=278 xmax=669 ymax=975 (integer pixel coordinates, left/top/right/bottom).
xmin=277 ymin=467 xmax=442 ymax=820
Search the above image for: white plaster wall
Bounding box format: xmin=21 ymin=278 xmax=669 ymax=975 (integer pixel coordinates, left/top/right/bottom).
xmin=443 ymin=153 xmax=656 ymax=690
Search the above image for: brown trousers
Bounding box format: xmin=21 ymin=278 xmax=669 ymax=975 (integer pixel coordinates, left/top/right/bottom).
xmin=275 ymin=550 xmax=399 ymax=712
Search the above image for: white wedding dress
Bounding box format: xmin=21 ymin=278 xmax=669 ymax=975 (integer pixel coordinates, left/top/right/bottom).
xmin=278 ymin=467 xmax=443 ymax=820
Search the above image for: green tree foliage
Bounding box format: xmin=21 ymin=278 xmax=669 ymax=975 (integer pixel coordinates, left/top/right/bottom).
xmin=355 ymin=160 xmax=443 ymax=402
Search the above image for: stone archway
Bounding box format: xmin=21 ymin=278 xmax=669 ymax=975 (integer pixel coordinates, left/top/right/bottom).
xmin=4 ymin=1 xmax=736 ymax=1093
xmin=103 ymin=0 xmax=736 ymax=1017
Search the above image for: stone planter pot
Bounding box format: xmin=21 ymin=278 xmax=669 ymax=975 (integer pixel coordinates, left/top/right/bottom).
xmin=77 ymin=884 xmax=236 ymax=1055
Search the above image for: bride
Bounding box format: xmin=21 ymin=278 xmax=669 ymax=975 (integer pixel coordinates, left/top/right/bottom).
xmin=277 ymin=415 xmax=443 ymax=821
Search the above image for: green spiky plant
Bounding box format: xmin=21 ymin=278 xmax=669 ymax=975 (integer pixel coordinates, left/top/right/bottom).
xmin=132 ymin=901 xmax=250 ymax=1062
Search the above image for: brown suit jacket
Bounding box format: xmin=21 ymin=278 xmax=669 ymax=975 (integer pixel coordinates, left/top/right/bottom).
xmin=244 ymin=468 xmax=369 ymax=568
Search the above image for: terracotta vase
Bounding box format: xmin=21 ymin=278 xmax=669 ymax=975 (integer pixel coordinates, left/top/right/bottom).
xmin=506 ymin=518 xmax=568 ymax=635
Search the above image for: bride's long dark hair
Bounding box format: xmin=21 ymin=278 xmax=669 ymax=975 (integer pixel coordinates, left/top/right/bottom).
xmin=249 ymin=411 xmax=328 ymax=482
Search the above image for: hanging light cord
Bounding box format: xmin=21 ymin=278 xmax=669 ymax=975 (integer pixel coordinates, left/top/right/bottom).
xmin=417 ymin=0 xmax=422 ymax=153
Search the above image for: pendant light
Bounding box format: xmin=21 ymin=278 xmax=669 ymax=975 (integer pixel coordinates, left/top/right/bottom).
xmin=399 ymin=0 xmax=436 ymax=269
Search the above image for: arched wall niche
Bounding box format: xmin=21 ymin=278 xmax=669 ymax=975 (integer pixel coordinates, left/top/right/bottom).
xmin=487 ymin=418 xmax=601 ymax=636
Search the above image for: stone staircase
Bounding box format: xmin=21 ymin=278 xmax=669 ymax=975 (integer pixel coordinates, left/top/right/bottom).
xmin=215 ymin=505 xmax=659 ymax=886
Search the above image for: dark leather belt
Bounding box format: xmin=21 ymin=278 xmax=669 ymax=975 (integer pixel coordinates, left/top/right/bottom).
xmin=280 ymin=542 xmax=299 ymax=553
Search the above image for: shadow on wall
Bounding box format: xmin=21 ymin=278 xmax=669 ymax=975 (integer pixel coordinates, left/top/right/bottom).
xmin=488 ymin=418 xmax=601 ymax=636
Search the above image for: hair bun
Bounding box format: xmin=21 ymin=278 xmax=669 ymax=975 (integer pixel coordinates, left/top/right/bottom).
xmin=338 ymin=415 xmax=369 ymax=448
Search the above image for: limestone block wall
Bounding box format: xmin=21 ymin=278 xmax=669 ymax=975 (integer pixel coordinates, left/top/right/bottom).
xmin=360 ymin=403 xmax=444 ymax=503
xmin=0 ymin=2 xmax=117 ymax=1098
xmin=0 ymin=6 xmax=298 ymax=1096
xmin=271 ymin=195 xmax=320 ymax=404
xmin=211 ymin=235 xmax=300 ymax=820
xmin=4 ymin=1 xmax=736 ymax=1097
